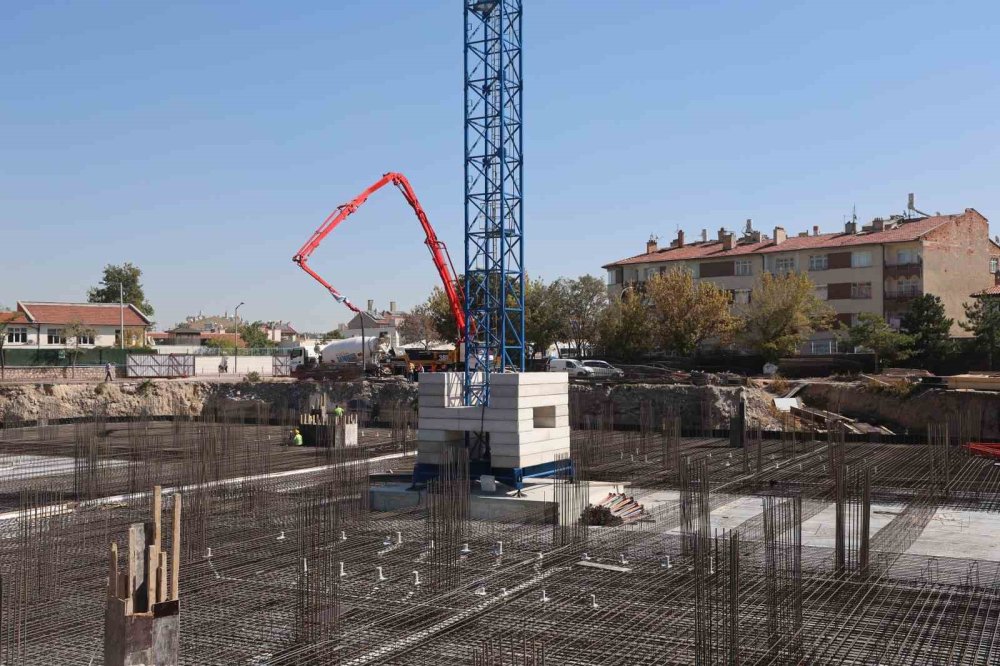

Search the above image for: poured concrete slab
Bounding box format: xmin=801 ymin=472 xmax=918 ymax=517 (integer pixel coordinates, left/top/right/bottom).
xmin=905 ymin=508 xmax=1000 ymax=562
xmin=801 ymin=502 xmax=901 ymax=549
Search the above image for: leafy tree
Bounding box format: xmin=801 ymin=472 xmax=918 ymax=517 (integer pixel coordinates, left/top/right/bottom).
xmin=960 ymin=297 xmax=1000 ymax=370
xmin=322 ymin=329 xmax=344 ymax=342
xmin=239 ymin=321 xmax=276 ymax=349
xmin=398 ymin=303 xmax=438 ymax=349
xmin=524 ymin=277 xmax=568 ymax=359
xmin=596 ymin=290 xmax=652 ymax=361
xmin=900 ymin=294 xmax=954 ymax=370
xmin=425 ymin=284 xmax=462 ymax=343
xmin=203 ymin=338 xmax=237 ymax=352
xmin=563 ymin=275 xmax=609 ymax=358
xmin=645 ymin=268 xmax=739 ymax=356
xmin=0 ymin=310 xmax=23 ymax=380
xmin=87 ymin=262 xmax=154 ymax=316
xmin=843 ymin=313 xmax=911 ymax=370
xmin=63 ymin=320 xmax=98 ymax=375
xmin=738 ymin=272 xmax=834 ymax=362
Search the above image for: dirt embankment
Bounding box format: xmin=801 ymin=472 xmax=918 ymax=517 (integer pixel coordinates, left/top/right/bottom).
xmin=570 ymin=383 xmax=781 ymax=430
xmin=0 ymin=378 xmax=419 ymax=423
xmin=801 ymin=382 xmax=1000 ymax=438
xmin=0 ymin=377 xmax=780 ymax=431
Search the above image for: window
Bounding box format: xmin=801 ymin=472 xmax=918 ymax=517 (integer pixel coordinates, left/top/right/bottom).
xmin=731 ymin=289 xmax=751 ymax=305
xmin=815 ymin=285 xmax=828 ymax=301
xmin=897 ymin=249 xmax=920 ymax=265
xmin=809 ymin=339 xmax=838 ymax=355
xmin=851 ymin=251 xmax=872 ymax=268
xmin=735 ymin=259 xmax=752 ymax=276
xmin=6 ymin=327 xmax=27 ymax=344
xmin=991 ymin=257 xmax=999 ymax=274
xmin=771 ymin=256 xmax=796 ymax=273
xmin=809 ymin=255 xmax=828 ymax=271
xmin=851 ymin=282 xmax=872 ymax=299
xmin=47 ymin=328 xmax=65 ymax=345
xmin=76 ymin=332 xmax=95 ymax=345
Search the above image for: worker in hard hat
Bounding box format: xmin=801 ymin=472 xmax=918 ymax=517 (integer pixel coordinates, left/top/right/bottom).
xmin=291 ymin=428 xmax=303 ymax=447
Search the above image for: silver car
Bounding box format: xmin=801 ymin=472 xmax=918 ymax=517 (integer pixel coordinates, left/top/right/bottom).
xmin=582 ymin=360 xmax=624 ymax=378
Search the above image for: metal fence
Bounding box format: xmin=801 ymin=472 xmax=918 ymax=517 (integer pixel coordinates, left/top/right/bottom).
xmin=272 ymin=356 xmax=291 ymax=376
xmin=127 ymin=354 xmax=195 ymax=378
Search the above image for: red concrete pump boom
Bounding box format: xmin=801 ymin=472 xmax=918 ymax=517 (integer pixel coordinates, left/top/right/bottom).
xmin=292 ymin=172 xmax=466 ymax=335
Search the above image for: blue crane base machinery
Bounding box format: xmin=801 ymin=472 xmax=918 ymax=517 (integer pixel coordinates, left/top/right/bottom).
xmin=413 ymin=0 xmax=571 ymax=490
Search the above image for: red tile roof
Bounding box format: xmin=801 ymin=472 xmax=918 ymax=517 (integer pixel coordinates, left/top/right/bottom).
xmin=0 ymin=311 xmax=30 ymax=325
xmin=603 ymin=213 xmax=968 ymax=269
xmin=17 ymin=302 xmax=152 ymax=326
xmin=973 ymin=286 xmax=1000 ymax=297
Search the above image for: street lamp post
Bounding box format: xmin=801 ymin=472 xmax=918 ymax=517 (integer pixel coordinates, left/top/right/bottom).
xmin=234 ymin=302 xmax=245 ymax=374
xmin=119 ymin=283 xmax=125 ymax=352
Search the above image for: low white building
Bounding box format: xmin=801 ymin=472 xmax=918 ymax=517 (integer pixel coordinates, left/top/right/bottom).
xmin=1 ymin=301 xmax=152 ymax=349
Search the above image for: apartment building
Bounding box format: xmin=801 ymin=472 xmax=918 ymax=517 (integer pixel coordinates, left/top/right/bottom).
xmin=603 ymin=209 xmax=994 ymax=353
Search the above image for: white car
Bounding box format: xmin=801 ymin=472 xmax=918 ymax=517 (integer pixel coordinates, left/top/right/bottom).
xmin=548 ymin=358 xmax=595 ymax=378
xmin=582 ymin=360 xmax=625 ymax=378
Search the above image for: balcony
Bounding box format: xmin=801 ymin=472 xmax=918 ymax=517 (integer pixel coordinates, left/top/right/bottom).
xmin=884 ymin=258 xmax=923 ymax=279
xmin=884 ymin=285 xmax=923 ymax=303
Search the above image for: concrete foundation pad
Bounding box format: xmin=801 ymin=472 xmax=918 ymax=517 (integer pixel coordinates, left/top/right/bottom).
xmin=369 ymin=479 xmax=621 ymax=525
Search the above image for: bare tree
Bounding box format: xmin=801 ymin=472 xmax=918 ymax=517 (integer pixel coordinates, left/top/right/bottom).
xmin=63 ymin=320 xmax=98 ymax=378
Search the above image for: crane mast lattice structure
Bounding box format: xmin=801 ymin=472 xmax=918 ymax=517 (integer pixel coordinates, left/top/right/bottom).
xmin=463 ymin=0 xmax=525 ymax=407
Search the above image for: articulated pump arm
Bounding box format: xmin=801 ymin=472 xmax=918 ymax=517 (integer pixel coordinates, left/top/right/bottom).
xmin=292 ymin=172 xmax=466 ymax=334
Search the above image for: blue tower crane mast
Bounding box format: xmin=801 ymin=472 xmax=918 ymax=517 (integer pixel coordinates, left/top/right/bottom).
xmin=463 ymin=0 xmax=525 ymax=407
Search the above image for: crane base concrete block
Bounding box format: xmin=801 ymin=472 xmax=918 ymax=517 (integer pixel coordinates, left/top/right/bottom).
xmin=416 ymin=372 xmax=570 ymax=474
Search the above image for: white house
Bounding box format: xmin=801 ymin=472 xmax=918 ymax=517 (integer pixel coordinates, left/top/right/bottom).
xmin=1 ymin=302 xmax=152 ymax=349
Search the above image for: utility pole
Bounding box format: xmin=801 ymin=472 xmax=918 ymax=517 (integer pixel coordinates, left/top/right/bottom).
xmin=234 ymin=302 xmax=244 ymax=374
xmin=119 ymin=282 xmax=125 ymax=352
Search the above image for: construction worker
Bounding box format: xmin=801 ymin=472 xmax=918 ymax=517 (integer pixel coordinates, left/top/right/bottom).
xmin=291 ymin=428 xmax=303 ymax=447
xmin=333 ymin=404 xmax=345 ymax=419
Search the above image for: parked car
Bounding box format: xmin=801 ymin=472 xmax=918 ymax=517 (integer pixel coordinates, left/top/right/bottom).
xmin=582 ymin=360 xmax=625 ymax=378
xmin=548 ymin=358 xmax=595 ymax=378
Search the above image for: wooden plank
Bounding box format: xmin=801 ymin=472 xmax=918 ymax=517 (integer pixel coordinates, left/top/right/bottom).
xmin=158 ymin=551 xmax=168 ymax=605
xmin=109 ymin=542 xmax=119 ymax=599
xmin=128 ymin=523 xmax=146 ymax=611
xmin=152 ymin=485 xmax=162 ymax=549
xmin=172 ymin=494 xmax=181 ymax=601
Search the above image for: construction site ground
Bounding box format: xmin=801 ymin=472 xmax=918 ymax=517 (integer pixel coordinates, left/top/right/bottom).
xmin=2 ymin=398 xmax=1000 ymax=664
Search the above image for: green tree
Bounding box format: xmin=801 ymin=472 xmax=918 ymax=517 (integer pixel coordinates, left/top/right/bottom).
xmin=900 ymin=294 xmax=954 ymax=370
xmin=524 ymin=277 xmax=568 ymax=358
xmin=843 ymin=313 xmax=911 ymax=370
xmin=239 ymin=321 xmax=277 ymax=349
xmin=960 ymin=297 xmax=1000 ymax=370
xmin=322 ymin=329 xmax=344 ymax=342
xmin=646 ymin=268 xmax=739 ymax=356
xmin=87 ymin=262 xmax=154 ymax=316
xmin=63 ymin=320 xmax=98 ymax=376
xmin=398 ymin=303 xmax=438 ymax=349
xmin=563 ymin=275 xmax=609 ymax=358
xmin=738 ymin=272 xmax=834 ymax=362
xmin=425 ymin=284 xmax=461 ymax=343
xmin=596 ymin=290 xmax=652 ymax=361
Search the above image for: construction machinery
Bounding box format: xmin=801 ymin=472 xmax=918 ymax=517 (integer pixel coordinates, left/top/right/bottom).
xmin=292 ymin=171 xmax=465 ymax=335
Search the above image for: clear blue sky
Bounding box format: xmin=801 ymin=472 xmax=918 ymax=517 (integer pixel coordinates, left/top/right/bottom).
xmin=3 ymin=2 xmax=999 ymax=332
